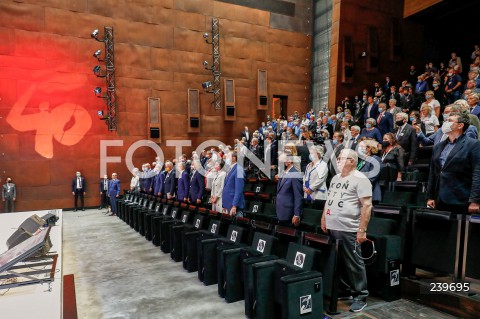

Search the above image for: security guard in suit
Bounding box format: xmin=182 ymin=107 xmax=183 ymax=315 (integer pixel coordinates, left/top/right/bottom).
xmin=2 ymin=177 xmax=16 ymax=213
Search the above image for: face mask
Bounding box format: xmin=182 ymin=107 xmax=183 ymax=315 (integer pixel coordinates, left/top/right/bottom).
xmin=76 ymin=173 xmax=80 ymax=177
xmin=433 ymin=83 xmax=439 ymax=88
xmin=395 ymin=120 xmax=405 ymax=126
xmin=7 ymin=180 xmax=11 ymax=183
xmin=357 ymin=148 xmax=367 ymax=157
xmin=448 ymin=73 xmax=453 ymax=76
xmin=378 ymin=108 xmax=383 ymax=113
xmin=442 ymin=121 xmax=453 ymax=134
xmin=409 ymin=117 xmax=415 ymax=123
xmin=443 ymin=114 xmax=450 ymax=121
xmin=332 ymin=139 xmax=338 ymax=145
xmin=366 ymin=123 xmax=372 ymax=129
xmin=425 ymin=94 xmax=433 ymax=99
xmin=382 ymin=141 xmax=391 ymax=148
xmin=309 ymin=154 xmax=315 ymax=162
xmin=363 ymin=98 xmax=367 ymax=102
xmin=363 ymin=91 xmax=368 ymax=95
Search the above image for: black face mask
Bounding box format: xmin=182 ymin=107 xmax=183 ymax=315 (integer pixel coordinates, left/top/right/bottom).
xmin=382 ymin=141 xmax=391 ymax=148
xmin=395 ymin=120 xmax=405 ymax=126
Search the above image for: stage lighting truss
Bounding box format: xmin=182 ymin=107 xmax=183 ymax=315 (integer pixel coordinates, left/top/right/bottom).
xmin=202 ymin=18 xmax=222 ymax=111
xmin=91 ymin=27 xmax=117 ymax=131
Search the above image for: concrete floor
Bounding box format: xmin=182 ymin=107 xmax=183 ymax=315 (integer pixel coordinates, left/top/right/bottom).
xmin=62 ymin=209 xmax=458 ymax=319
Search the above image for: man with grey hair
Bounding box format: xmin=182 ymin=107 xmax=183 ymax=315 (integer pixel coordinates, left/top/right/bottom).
xmin=467 ymin=93 xmax=480 ymax=118
xmin=394 ymin=112 xmax=417 ymax=165
xmin=321 ymin=148 xmax=372 ymax=312
xmin=348 ymin=126 xmax=361 ymax=150
xmin=427 ymin=112 xmax=480 ymax=214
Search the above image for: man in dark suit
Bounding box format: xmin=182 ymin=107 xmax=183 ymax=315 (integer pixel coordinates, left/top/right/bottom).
xmin=163 ymin=161 xmax=176 ymax=200
xmin=222 ymin=152 xmax=245 ymax=216
xmin=467 ymin=93 xmax=480 ymax=119
xmin=71 ymin=171 xmax=86 ymax=211
xmin=427 ymin=112 xmax=480 ymax=214
xmin=108 ymin=173 xmax=121 ymax=216
xmin=139 ymin=163 xmax=154 ymax=194
xmin=275 ymin=153 xmax=303 ymax=227
xmin=176 ymin=161 xmax=190 ymax=202
xmin=376 ymin=103 xmax=394 ymax=136
xmin=394 ymin=112 xmax=418 ymax=165
xmin=2 ymin=177 xmax=16 ymax=213
xmin=363 ymin=96 xmax=379 ymax=124
xmin=99 ymin=174 xmax=109 ymax=210
xmin=241 ymin=126 xmax=251 ymax=145
xmin=348 ymin=126 xmax=361 ymax=150
xmin=154 ymin=169 xmax=165 ymax=197
xmin=189 ymin=162 xmax=205 ymax=205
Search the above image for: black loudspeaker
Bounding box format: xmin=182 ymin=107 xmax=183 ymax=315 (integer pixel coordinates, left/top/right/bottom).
xmin=7 ymin=215 xmax=45 ymax=249
xmin=150 ymin=127 xmax=160 ymax=138
xmin=41 ymin=213 xmax=58 ymax=226
xmin=259 ymin=96 xmax=267 ymax=106
xmin=226 ymin=106 xmax=235 ymax=116
xmin=190 ymin=117 xmax=200 ymax=128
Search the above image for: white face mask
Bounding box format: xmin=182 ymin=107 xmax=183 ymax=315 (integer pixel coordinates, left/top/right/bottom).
xmin=442 ymin=121 xmax=453 ymax=134
xmin=357 ymin=147 xmax=367 ymax=157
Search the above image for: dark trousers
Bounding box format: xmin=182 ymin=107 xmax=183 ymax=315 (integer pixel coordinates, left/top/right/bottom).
xmin=100 ymin=190 xmax=109 ymax=208
xmin=74 ymin=189 xmax=84 ymax=209
xmin=4 ymin=198 xmax=14 ymax=213
xmin=329 ymin=230 xmax=369 ymax=300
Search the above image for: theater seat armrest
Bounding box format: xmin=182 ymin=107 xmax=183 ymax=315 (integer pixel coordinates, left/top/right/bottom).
xmin=280 ymin=271 xmax=322 ymax=285
xmin=184 ymin=230 xmax=201 ymax=237
xmin=223 ymin=247 xmax=243 ymax=255
xmin=201 ymin=238 xmax=218 ymax=245
xmin=244 ymin=255 xmax=279 ymax=266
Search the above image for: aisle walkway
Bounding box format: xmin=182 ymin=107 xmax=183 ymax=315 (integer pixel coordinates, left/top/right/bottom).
xmin=62 ymin=209 xmax=457 ymax=319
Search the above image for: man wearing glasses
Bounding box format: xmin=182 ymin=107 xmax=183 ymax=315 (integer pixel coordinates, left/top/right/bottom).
xmin=427 ymin=112 xmax=480 ymax=214
xmin=321 ymin=149 xmax=372 ymax=312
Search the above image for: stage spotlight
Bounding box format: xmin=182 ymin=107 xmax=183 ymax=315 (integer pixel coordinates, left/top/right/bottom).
xmin=93 ymin=49 xmax=102 ymax=58
xmin=203 ymin=33 xmax=209 ymax=39
xmin=91 ymin=29 xmax=99 ymax=39
xmin=202 ymin=81 xmax=212 ymax=89
xmin=94 ymin=87 xmax=102 ymax=95
xmin=93 ymin=65 xmax=101 ymax=74
xmin=97 ymin=110 xmax=104 ymax=116
xmin=203 ymin=61 xmax=209 ymax=67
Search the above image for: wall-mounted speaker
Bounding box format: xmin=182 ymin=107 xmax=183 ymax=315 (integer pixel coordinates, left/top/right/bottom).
xmin=150 ymin=128 xmax=160 ymax=138
xmin=226 ymin=106 xmax=235 ymax=116
xmin=190 ymin=117 xmax=200 ymax=128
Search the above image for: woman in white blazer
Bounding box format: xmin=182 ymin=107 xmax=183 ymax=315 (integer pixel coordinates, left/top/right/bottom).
xmin=303 ymin=145 xmax=329 ymax=210
xmin=210 ymin=160 xmax=227 ymax=213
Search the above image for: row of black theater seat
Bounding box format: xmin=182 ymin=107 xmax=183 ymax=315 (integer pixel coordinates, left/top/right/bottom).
xmin=113 ymin=191 xmax=408 ymax=318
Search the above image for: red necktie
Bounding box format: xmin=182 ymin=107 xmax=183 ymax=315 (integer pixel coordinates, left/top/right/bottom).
xmin=377 ymin=113 xmax=383 ymax=124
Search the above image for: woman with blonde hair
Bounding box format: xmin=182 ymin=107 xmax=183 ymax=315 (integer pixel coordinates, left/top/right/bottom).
xmin=420 ymin=103 xmax=439 ymax=136
xmin=303 ymin=145 xmax=328 ymax=209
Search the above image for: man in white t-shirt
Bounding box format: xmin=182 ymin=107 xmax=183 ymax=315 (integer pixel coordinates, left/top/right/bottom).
xmin=321 ymin=149 xmax=372 ymax=313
